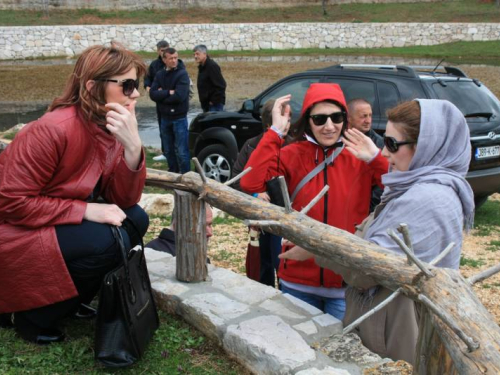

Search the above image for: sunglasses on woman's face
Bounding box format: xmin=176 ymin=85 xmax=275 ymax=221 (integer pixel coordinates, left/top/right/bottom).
xmin=97 ymin=78 xmax=139 ymax=96
xmin=309 ymin=111 xmax=346 ymax=126
xmin=383 ymin=136 xmax=416 ymax=153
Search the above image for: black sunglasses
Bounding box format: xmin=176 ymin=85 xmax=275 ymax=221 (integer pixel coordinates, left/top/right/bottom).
xmin=309 ymin=111 xmax=346 ymax=126
xmin=383 ymin=136 xmax=416 ymax=153
xmin=96 ymin=78 xmax=139 ymax=96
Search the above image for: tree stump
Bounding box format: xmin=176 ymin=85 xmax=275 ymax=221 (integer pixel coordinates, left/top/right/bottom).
xmin=174 ymin=190 xmax=208 ymax=282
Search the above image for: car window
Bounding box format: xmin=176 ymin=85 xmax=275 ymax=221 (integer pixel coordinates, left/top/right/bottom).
xmin=325 ymin=78 xmax=378 ymax=116
xmin=259 ymin=77 xmax=321 ymax=122
xmin=377 ymin=82 xmax=400 ymax=118
xmin=431 ymin=81 xmax=500 ymax=118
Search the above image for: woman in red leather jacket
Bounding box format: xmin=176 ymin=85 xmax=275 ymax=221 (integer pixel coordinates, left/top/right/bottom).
xmin=0 ymin=44 xmax=149 ymax=344
xmin=241 ymin=83 xmax=388 ymax=320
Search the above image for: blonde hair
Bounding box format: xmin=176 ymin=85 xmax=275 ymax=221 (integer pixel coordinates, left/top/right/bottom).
xmin=49 ymin=43 xmax=146 ymax=127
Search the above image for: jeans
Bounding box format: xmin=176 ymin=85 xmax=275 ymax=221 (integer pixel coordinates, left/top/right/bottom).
xmin=160 ymin=117 xmax=191 ymax=174
xmin=280 ymin=284 xmax=346 ymax=321
xmin=258 ymin=232 xmax=282 ymax=287
xmin=209 ymin=103 xmax=224 ymax=112
xmin=16 ymin=205 xmax=149 ymax=330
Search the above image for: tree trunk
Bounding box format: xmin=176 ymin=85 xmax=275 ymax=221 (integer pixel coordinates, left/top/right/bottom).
xmin=146 ymin=169 xmax=500 ymax=373
xmin=174 ymin=190 xmax=208 ymax=283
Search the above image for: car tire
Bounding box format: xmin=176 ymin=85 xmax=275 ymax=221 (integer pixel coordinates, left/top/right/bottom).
xmin=197 ymin=144 xmax=232 ymax=183
xmin=474 ymin=195 xmax=489 ymax=209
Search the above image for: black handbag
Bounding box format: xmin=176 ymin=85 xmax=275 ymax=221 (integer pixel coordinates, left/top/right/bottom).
xmin=95 ymin=222 xmax=159 ymax=368
xmin=266 ymin=177 xmax=286 ymax=207
xmin=265 ymin=144 xmax=286 ymax=207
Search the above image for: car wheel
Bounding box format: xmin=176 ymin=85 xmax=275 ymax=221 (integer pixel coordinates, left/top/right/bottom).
xmin=474 ymin=195 xmax=489 ymax=210
xmin=197 ymin=145 xmax=232 ymax=183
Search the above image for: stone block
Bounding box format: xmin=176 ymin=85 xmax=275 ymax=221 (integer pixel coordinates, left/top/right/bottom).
xmin=139 ymin=193 xmax=174 ymax=216
xmin=313 ymin=314 xmax=342 ymax=330
xmin=210 ymin=267 xmax=280 ymax=304
xmin=293 ymin=320 xmax=318 ymax=336
xmin=259 ymin=299 xmax=306 ymax=320
xmin=319 ymin=333 xmax=386 ymax=368
xmin=147 ymin=258 xmax=176 ymax=278
xmin=180 ymin=293 xmax=249 ymax=340
xmin=145 ymin=247 xmax=173 ymax=261
xmin=224 ymin=315 xmax=316 ymax=374
xmin=283 ymin=293 xmax=323 ymax=316
xmin=295 ymin=367 xmax=351 ymax=375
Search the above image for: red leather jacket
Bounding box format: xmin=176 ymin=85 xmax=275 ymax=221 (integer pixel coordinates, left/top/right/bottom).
xmin=0 ymin=106 xmax=146 ymax=313
xmin=241 ymin=130 xmax=388 ymax=288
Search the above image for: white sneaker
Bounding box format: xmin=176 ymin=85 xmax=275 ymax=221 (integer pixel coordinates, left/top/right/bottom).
xmin=152 ymin=154 xmax=167 ymax=161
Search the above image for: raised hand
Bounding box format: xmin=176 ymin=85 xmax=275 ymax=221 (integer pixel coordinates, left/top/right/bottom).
xmin=278 ymin=245 xmax=314 ymax=261
xmin=84 ymin=203 xmax=127 ymax=226
xmin=105 ymin=101 xmax=142 ymax=169
xmin=271 ymin=94 xmax=292 ymax=136
xmin=344 ymin=128 xmax=380 ymax=162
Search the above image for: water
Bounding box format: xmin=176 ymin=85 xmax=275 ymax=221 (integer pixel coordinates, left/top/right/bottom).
xmin=135 ymin=107 xmax=200 ymax=148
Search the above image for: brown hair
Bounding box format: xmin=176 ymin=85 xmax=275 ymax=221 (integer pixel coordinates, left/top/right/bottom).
xmin=386 ymin=101 xmax=421 ymax=143
xmin=162 ymin=47 xmax=177 ymax=58
xmin=49 ymin=43 xmax=146 ymax=127
xmin=289 ymin=100 xmax=347 ymax=143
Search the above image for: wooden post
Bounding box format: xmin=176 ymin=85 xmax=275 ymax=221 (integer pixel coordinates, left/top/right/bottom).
xmin=174 ymin=190 xmax=208 ymax=282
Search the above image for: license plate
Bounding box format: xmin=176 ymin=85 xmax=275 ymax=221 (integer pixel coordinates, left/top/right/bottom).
xmin=475 ymin=145 xmax=500 ymax=160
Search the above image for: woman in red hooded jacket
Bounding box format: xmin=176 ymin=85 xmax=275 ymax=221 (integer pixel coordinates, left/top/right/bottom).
xmin=240 ymin=84 xmax=388 ymax=320
xmin=0 ymin=44 xmax=149 ymax=344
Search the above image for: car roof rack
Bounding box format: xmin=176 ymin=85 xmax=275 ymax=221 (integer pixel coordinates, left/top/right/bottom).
xmin=327 ymin=64 xmax=418 ymax=78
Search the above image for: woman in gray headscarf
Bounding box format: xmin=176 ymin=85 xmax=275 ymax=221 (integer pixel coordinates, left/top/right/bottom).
xmin=280 ymin=99 xmax=475 ymax=365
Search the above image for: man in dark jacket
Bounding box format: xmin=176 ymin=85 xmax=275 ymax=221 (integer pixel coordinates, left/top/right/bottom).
xmin=193 ymin=45 xmax=227 ymax=112
xmin=150 ymin=48 xmax=191 ymax=174
xmin=347 ymin=98 xmax=384 ymax=148
xmin=145 ymin=40 xmax=169 ymax=161
xmin=347 ymin=98 xmax=384 ymax=211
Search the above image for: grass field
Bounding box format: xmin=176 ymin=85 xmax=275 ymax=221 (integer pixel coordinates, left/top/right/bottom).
xmin=0 ymin=0 xmax=500 ymax=26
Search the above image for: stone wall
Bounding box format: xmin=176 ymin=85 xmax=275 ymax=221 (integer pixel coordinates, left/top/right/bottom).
xmin=1 ymin=22 xmax=499 ymax=60
xmin=0 ymin=0 xmax=440 ymax=11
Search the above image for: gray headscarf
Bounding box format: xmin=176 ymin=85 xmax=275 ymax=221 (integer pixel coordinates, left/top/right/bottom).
xmin=365 ymin=99 xmax=475 ymax=268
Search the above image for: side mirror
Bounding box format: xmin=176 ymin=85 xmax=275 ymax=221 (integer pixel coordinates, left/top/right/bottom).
xmin=242 ymin=99 xmax=255 ymax=113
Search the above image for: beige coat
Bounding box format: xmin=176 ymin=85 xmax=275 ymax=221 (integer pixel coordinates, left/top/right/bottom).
xmin=315 ymin=211 xmax=418 ymax=365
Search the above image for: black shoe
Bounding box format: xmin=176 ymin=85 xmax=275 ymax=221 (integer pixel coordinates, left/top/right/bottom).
xmin=14 ymin=314 xmax=65 ymax=345
xmin=0 ymin=313 xmax=14 ymax=329
xmin=74 ymin=303 xmax=97 ymax=319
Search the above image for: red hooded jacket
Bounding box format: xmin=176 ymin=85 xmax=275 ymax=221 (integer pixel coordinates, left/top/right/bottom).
xmin=240 ymin=83 xmax=388 ymax=288
xmin=0 ymin=106 xmax=146 ymax=313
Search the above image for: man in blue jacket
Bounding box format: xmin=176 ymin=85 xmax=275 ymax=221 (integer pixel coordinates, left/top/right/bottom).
xmin=150 ymin=48 xmax=191 ymax=174
xmin=145 ymin=40 xmax=169 ymax=161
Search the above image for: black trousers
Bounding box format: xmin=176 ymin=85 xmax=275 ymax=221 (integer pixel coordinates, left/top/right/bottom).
xmin=16 ymin=205 xmax=149 ymax=330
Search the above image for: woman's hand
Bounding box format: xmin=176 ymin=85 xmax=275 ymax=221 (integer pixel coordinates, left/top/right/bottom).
xmin=344 ymin=128 xmax=380 ymax=162
xmin=105 ymin=101 xmax=142 ymax=169
xmin=257 ymin=192 xmax=270 ymax=202
xmin=271 ymin=95 xmax=292 ymax=136
xmin=84 ymin=203 xmax=127 ymax=226
xmin=278 ymin=245 xmax=314 ymax=261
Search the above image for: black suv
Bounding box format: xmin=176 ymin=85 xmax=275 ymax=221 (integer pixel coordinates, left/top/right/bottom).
xmin=188 ymin=64 xmax=500 ymax=203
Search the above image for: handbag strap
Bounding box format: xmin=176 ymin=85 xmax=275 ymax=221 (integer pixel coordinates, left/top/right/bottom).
xmin=110 ymin=221 xmax=144 ymax=303
xmin=291 ymin=144 xmax=344 ymax=203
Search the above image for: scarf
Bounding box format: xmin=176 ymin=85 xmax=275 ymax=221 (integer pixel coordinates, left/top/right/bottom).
xmin=365 ymin=99 xmax=475 ymax=269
